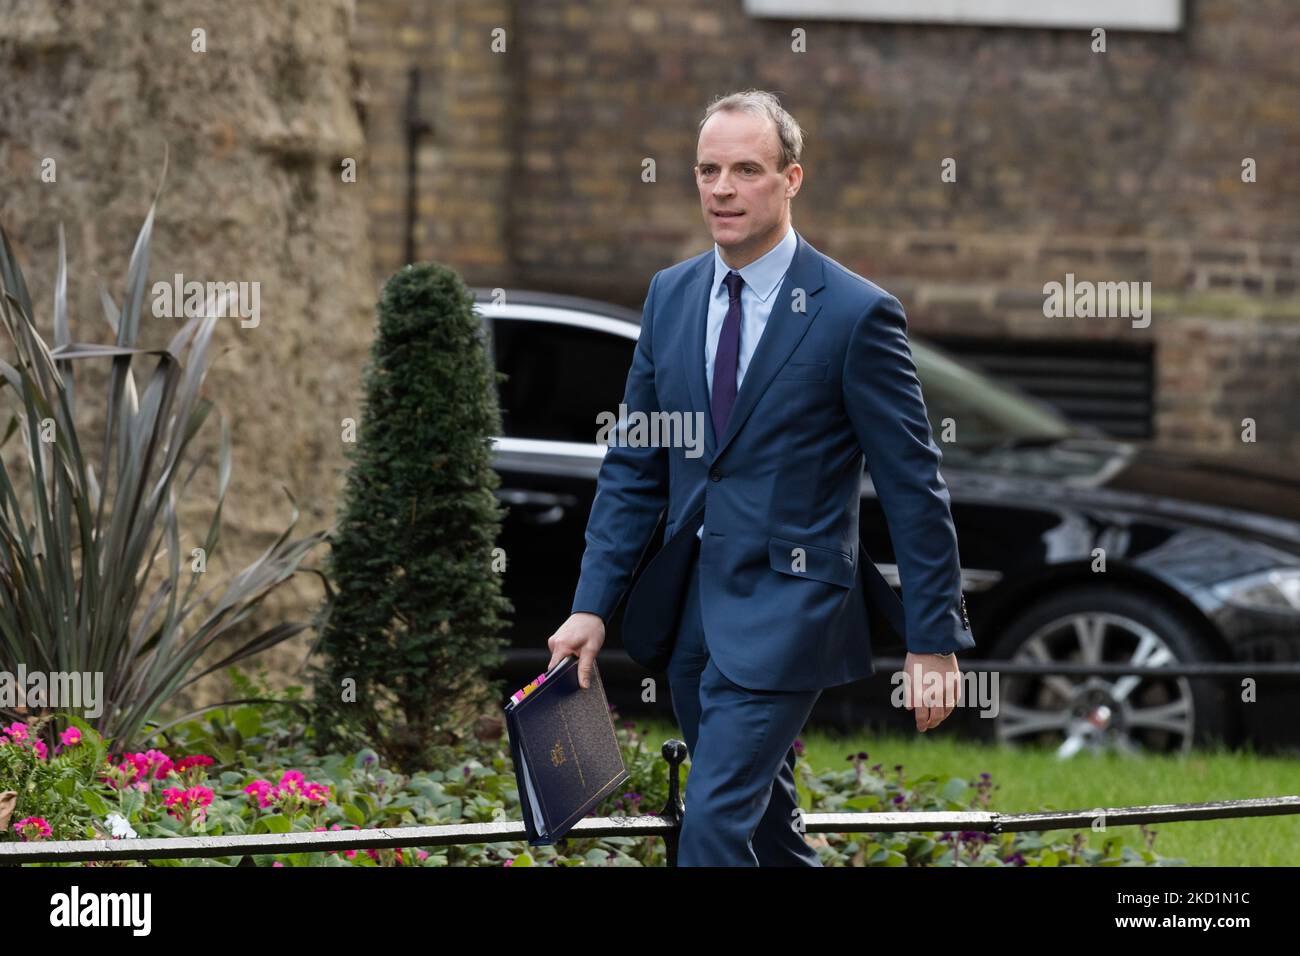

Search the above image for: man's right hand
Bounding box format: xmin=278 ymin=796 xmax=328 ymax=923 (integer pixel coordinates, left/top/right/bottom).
xmin=547 ymin=612 xmax=606 ymax=689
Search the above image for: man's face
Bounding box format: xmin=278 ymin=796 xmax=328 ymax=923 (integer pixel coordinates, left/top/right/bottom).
xmin=695 ymin=110 xmax=802 ymax=265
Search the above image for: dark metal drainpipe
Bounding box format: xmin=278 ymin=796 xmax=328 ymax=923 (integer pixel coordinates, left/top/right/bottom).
xmin=404 ymin=66 xmax=433 ymax=266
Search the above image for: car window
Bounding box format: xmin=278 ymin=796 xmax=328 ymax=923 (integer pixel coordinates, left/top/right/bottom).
xmin=489 ymin=317 xmax=636 ymax=443
xmin=912 ymin=340 xmax=1078 ymax=447
xmin=485 ymin=311 xmax=1074 ymax=449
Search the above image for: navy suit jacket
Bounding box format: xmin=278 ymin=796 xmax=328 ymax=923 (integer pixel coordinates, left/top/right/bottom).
xmin=571 ymin=229 xmax=976 ymax=692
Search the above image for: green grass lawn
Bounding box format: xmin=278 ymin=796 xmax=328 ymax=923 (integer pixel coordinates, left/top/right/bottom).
xmin=633 ymin=718 xmax=1300 ymax=866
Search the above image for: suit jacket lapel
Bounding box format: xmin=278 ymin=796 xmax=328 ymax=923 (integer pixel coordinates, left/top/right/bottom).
xmin=681 ymin=256 xmax=717 ymax=458
xmin=677 ymin=230 xmax=827 ymax=464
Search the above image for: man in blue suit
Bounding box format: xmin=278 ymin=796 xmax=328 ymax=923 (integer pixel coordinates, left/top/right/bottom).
xmin=546 ymin=90 xmax=975 ymax=866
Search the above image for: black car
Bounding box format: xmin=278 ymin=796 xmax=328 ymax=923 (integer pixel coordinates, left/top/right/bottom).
xmin=474 ymin=288 xmax=1300 ymax=756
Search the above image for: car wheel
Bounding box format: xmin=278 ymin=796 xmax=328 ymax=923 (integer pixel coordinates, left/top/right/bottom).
xmin=983 ymin=586 xmax=1232 ymax=757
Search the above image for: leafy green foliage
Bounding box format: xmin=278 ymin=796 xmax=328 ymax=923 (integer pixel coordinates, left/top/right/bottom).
xmin=1 ymin=714 xmax=108 ymax=841
xmin=309 ymin=263 xmax=511 ymax=773
xmin=798 ymin=751 xmax=1180 ymax=866
xmin=0 ymin=181 xmax=330 ymax=756
xmin=5 ymin=672 xmax=1174 ymax=867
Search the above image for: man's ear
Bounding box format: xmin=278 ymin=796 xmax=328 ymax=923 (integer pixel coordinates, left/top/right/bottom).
xmin=785 ymin=163 xmax=803 ymax=197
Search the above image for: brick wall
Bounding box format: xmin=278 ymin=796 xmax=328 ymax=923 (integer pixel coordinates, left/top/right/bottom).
xmin=353 ymin=0 xmax=1300 ymax=462
xmin=352 ymin=0 xmax=514 ymax=286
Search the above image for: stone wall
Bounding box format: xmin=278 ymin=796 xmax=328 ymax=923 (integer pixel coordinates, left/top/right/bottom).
xmin=0 ymin=0 xmax=377 ymax=707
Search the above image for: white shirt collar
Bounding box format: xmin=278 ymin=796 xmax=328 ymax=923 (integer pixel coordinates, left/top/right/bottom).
xmin=712 ymin=222 xmax=797 ymax=303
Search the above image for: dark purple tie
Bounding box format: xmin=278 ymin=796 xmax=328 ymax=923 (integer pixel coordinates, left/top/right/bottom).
xmin=711 ymin=271 xmax=743 ymax=438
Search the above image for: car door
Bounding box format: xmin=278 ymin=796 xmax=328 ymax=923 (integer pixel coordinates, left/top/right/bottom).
xmin=482 ymin=305 xmax=646 ymax=662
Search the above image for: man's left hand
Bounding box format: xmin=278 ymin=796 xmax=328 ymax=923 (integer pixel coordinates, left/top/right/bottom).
xmin=901 ymin=652 xmax=963 ymax=732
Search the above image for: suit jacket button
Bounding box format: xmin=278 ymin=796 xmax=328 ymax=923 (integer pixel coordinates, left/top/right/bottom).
xmin=709 ymin=471 xmax=721 ymax=482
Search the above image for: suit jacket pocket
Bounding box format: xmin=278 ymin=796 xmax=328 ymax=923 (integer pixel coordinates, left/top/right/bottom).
xmin=774 ymin=361 xmax=828 ymax=382
xmin=768 ymin=535 xmax=856 ymax=588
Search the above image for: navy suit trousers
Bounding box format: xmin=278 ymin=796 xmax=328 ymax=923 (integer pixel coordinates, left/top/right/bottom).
xmin=666 ymin=538 xmax=824 ymax=866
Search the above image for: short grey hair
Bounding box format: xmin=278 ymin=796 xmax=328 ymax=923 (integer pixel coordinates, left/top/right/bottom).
xmin=698 ymin=90 xmax=804 ymax=171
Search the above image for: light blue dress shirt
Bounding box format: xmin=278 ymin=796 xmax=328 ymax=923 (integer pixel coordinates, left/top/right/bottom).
xmin=698 ymin=221 xmax=798 ymax=539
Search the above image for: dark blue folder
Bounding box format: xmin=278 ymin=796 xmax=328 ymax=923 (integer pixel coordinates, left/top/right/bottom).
xmin=504 ymin=655 xmax=630 ymax=846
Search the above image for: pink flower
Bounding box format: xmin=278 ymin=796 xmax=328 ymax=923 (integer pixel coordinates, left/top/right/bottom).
xmin=102 ymin=749 xmax=175 ymax=789
xmin=243 ymin=770 xmax=332 ymax=811
xmin=244 ymin=780 xmax=275 ymax=808
xmin=301 ymin=782 xmax=330 ymax=803
xmin=175 ymin=755 xmax=214 ymax=772
xmin=129 ymin=749 xmax=175 ymax=780
xmin=272 ymin=861 xmax=284 ymax=867
xmin=16 ymin=816 xmax=53 ymax=841
xmin=161 ymin=785 xmax=215 ymax=823
xmin=162 ymin=785 xmax=214 ymax=810
xmin=1 ymin=723 xmax=48 ymax=759
xmin=59 ymin=726 xmax=82 ymax=747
